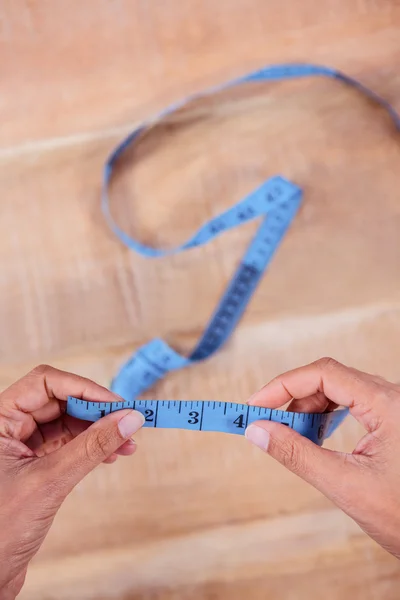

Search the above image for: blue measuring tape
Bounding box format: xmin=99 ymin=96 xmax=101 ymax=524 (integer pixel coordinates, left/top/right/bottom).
xmin=67 ymin=63 xmax=400 ymax=444
xmin=67 ymin=398 xmax=348 ymax=445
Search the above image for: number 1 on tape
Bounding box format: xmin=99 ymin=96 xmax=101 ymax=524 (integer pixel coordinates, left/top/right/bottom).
xmin=66 ymin=398 xmax=348 ymax=446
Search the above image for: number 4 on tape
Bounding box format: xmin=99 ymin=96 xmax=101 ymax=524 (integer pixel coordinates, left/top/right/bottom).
xmin=68 ymin=63 xmax=400 ymax=443
xmin=67 ymin=398 xmax=349 ymax=446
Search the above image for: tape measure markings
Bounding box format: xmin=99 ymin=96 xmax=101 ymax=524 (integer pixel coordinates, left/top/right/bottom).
xmin=105 ymin=176 xmax=302 ymax=403
xmin=66 ymin=397 xmax=348 ymax=446
xmin=80 ymin=62 xmax=400 ymax=444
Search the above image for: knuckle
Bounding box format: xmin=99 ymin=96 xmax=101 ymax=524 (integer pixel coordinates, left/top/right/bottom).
xmin=84 ymin=429 xmax=113 ymax=462
xmin=315 ymin=356 xmax=339 ymax=371
xmin=357 ymin=386 xmax=392 ymax=432
xmin=30 ymin=364 xmax=52 ymax=377
xmin=367 ymin=413 xmax=385 ymax=433
xmin=279 ymin=440 xmax=306 ymax=475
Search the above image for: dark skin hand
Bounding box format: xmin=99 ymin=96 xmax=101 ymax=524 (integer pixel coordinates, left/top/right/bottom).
xmin=0 ymin=365 xmax=144 ymax=600
xmin=245 ymin=357 xmax=400 ymax=560
xmin=2 ymin=358 xmax=400 ymax=599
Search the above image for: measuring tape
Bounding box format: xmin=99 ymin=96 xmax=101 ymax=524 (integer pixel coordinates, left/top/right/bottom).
xmin=67 ymin=398 xmax=348 ymax=445
xmin=67 ymin=63 xmax=400 ymax=444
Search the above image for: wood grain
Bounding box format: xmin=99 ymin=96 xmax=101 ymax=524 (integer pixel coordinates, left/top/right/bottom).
xmin=0 ymin=1 xmax=399 ymax=598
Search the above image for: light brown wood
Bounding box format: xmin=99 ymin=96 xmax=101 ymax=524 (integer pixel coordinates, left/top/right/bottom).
xmin=1 ymin=1 xmax=400 ymax=598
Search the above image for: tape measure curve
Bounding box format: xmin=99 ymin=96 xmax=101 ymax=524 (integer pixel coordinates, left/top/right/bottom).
xmin=67 ymin=63 xmax=400 ymax=442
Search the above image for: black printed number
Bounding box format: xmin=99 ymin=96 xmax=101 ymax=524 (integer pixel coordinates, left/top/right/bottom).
xmin=145 ymin=409 xmax=154 ymax=422
xmin=188 ymin=411 xmax=200 ymax=425
xmin=233 ymin=414 xmax=245 ymax=428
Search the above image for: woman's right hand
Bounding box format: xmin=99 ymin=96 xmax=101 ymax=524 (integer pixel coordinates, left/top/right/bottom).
xmin=0 ymin=365 xmax=145 ymax=599
xmin=245 ymin=357 xmax=400 ymax=559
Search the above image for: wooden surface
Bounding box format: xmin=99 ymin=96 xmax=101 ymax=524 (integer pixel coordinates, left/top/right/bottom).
xmin=1 ymin=1 xmax=400 ymax=598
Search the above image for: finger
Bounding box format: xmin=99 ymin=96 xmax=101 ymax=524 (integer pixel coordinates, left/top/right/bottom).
xmin=30 ymin=400 xmax=61 ymax=424
xmin=28 ymin=419 xmax=67 ymax=456
xmin=247 ymin=357 xmax=390 ymax=432
xmin=26 ymin=418 xmax=137 ymax=458
xmin=0 ymin=365 xmax=122 ymax=442
xmin=26 ymin=415 xmax=88 ymax=454
xmin=0 ymin=436 xmax=35 ymax=464
xmin=25 ymin=428 xmax=44 ymax=453
xmin=1 ymin=364 xmax=121 ymax=415
xmin=103 ymin=454 xmax=118 ymax=464
xmin=44 ymin=409 xmax=145 ymax=495
xmin=115 ymin=439 xmax=137 ymax=456
xmin=287 ymin=392 xmax=333 ymax=414
xmin=245 ymin=419 xmax=358 ymax=502
xmin=48 ymin=419 xmax=137 ymax=459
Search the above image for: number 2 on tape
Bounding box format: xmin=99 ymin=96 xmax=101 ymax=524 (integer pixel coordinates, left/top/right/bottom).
xmin=67 ymin=63 xmax=400 ymax=443
xmin=66 ymin=398 xmax=349 ymax=446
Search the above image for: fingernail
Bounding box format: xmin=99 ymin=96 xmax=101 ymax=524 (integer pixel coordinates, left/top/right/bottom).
xmin=245 ymin=424 xmax=270 ymax=451
xmin=246 ymin=387 xmax=263 ymax=405
xmin=118 ymin=410 xmax=145 ymax=438
xmin=246 ymin=392 xmax=258 ymax=405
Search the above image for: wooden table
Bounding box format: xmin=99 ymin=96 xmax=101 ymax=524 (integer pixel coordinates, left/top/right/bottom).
xmin=1 ymin=1 xmax=400 ymax=598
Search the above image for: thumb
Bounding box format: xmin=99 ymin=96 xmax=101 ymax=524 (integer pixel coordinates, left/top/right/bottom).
xmin=245 ymin=420 xmax=352 ymax=501
xmin=46 ymin=409 xmax=145 ymax=494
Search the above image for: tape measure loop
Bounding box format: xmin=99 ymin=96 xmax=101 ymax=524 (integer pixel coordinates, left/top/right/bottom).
xmin=95 ymin=62 xmax=400 ymax=442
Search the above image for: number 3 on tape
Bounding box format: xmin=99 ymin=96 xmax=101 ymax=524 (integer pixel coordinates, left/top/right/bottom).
xmin=67 ymin=63 xmax=400 ymax=443
xmin=66 ymin=398 xmax=349 ymax=446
